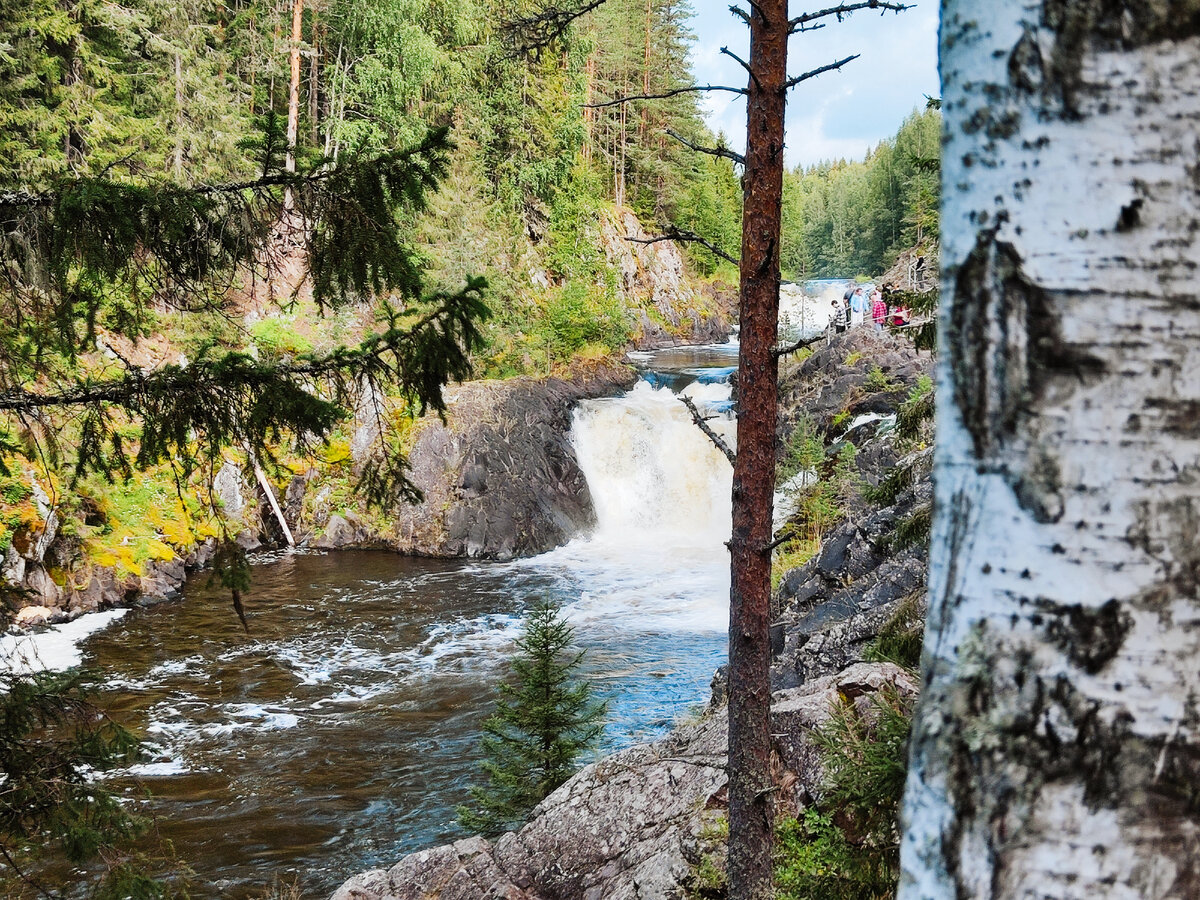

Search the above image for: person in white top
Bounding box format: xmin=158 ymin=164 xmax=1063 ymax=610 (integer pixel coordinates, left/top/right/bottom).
xmin=849 ymin=287 xmax=867 ymax=327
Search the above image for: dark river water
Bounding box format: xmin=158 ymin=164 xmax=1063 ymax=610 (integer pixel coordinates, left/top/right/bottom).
xmin=69 ymin=343 xmax=740 ymax=898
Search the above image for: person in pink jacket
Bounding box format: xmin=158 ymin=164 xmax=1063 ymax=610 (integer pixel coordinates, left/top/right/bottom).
xmin=870 ymin=290 xmax=887 ymax=331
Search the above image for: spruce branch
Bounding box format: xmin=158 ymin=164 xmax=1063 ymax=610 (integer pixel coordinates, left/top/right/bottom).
xmin=502 ymin=0 xmax=608 ymax=54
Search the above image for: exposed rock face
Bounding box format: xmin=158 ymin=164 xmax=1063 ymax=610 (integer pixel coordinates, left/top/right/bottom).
xmin=778 ymin=328 xmax=929 ymax=436
xmin=384 ymin=367 xmax=635 ymax=560
xmin=330 ymin=663 xmax=917 ymax=900
xmin=600 ymin=209 xmax=733 ymax=350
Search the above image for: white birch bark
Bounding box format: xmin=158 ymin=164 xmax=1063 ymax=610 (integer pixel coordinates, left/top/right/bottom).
xmin=900 ymin=2 xmax=1200 ymax=897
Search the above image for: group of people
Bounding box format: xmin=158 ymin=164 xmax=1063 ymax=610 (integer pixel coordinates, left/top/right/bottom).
xmin=829 ymin=284 xmax=909 ymax=335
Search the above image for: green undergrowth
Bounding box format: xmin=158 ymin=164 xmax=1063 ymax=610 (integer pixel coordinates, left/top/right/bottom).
xmin=772 ymin=435 xmax=861 ymax=591
xmin=864 ymin=594 xmax=925 ymax=670
xmin=775 ymin=685 xmax=914 ymax=900
xmin=686 ymin=681 xmax=917 ymax=900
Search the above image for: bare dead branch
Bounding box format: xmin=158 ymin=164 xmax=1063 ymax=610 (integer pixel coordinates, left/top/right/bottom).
xmin=721 ymin=46 xmax=760 ymax=90
xmin=503 ymin=0 xmax=608 ymax=54
xmin=788 ymin=1 xmax=911 ymax=34
xmin=679 ymin=395 xmax=736 ymax=466
xmin=665 ymin=129 xmax=745 ymax=166
xmin=626 ymin=225 xmax=740 ymax=266
xmin=763 ymin=529 xmax=797 ymax=554
xmin=774 ymin=330 xmax=826 ymax=359
xmin=784 ymin=54 xmax=860 ymax=90
xmin=729 ymin=4 xmax=751 ymax=26
xmin=583 ymin=84 xmax=747 ymax=109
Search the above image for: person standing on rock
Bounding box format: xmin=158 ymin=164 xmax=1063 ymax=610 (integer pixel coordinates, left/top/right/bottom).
xmin=830 ymin=298 xmax=848 ymax=335
xmin=849 ymin=287 xmax=867 ymax=328
xmin=871 ymin=290 xmax=887 ymax=332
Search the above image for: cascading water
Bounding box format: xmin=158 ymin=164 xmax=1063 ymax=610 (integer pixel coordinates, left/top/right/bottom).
xmin=526 ymin=377 xmax=735 ymax=634
xmin=572 ymin=380 xmax=733 ymax=543
xmin=7 ymin=344 xmax=740 ymax=898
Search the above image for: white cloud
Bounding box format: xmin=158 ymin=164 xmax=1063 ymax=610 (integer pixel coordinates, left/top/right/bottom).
xmin=688 ymin=4 xmax=940 ymax=167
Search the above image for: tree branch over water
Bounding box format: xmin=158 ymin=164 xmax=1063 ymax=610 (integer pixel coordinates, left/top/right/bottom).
xmin=679 ymin=395 xmax=736 ymax=466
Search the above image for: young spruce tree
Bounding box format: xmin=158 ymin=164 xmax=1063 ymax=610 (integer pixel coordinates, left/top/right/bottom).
xmin=458 ymin=599 xmax=606 ymax=836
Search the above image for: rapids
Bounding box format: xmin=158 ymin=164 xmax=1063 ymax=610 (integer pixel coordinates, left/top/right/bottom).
xmin=51 ymin=344 xmax=740 ymax=897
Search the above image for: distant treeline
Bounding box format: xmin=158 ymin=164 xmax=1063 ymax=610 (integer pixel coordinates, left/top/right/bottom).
xmin=781 ymin=107 xmax=940 ymax=280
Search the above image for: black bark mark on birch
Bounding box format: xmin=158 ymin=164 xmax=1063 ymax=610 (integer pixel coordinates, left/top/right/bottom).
xmin=1040 ymin=0 xmax=1200 ymax=118
xmin=1035 ymin=597 xmax=1133 ymax=674
xmin=948 ymin=231 xmax=1105 ymax=522
xmin=1127 ymin=497 xmax=1200 ymax=598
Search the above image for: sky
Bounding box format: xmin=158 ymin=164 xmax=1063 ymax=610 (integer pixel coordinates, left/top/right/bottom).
xmin=688 ymin=2 xmax=940 ymax=169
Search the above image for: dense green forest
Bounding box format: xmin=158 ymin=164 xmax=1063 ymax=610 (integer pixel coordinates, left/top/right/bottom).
xmin=0 ymin=0 xmax=742 ymax=375
xmin=781 ymin=105 xmax=940 ymax=280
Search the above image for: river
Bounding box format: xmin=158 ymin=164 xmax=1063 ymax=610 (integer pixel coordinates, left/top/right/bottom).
xmin=60 ymin=343 xmax=740 ymax=897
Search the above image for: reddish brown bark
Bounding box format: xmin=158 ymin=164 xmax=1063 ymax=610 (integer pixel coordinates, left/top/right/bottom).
xmin=728 ymin=0 xmax=786 ymax=897
xmin=286 ymin=0 xmax=304 ymax=174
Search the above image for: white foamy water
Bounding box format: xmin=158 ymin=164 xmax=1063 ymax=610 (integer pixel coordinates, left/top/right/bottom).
xmin=0 ymin=608 xmax=129 ymax=674
xmin=517 ymin=378 xmax=735 ymax=635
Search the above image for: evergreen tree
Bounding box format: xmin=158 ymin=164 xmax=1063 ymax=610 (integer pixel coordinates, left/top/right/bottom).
xmin=458 ymin=599 xmax=606 ymax=836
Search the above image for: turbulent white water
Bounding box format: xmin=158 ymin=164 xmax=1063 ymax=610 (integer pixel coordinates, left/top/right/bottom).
xmin=526 ymin=376 xmax=735 ymax=635
xmin=0 ymin=608 xmax=128 ymax=674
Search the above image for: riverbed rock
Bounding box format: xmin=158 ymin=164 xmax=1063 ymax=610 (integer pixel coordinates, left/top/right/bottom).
xmin=15 ymin=605 xmax=54 ymax=628
xmin=329 ymin=662 xmax=916 ymax=900
xmin=390 ymin=366 xmax=636 ymax=560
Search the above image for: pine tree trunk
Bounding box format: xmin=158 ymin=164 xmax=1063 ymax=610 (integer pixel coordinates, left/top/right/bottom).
xmin=173 ymin=52 xmax=184 ymax=179
xmin=728 ymin=0 xmax=786 ymax=897
xmin=582 ymin=50 xmax=595 ymax=163
xmin=901 ymin=2 xmax=1200 ymax=897
xmin=309 ymin=22 xmax=320 ymax=145
xmin=285 ymin=0 xmax=304 ymax=174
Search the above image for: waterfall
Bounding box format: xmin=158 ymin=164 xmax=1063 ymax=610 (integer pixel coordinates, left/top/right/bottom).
xmin=524 ymin=373 xmax=735 ymax=634
xmin=571 ymin=379 xmax=735 ymax=546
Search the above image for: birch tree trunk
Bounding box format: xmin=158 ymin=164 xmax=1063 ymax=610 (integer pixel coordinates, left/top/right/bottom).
xmin=901 ymin=2 xmax=1200 ymax=897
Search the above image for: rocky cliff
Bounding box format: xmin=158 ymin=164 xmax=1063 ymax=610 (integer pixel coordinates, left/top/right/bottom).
xmin=308 ymin=365 xmax=637 ymax=560
xmin=599 ymin=208 xmax=733 ymax=350
xmin=1 ymin=364 xmax=636 ymax=624
xmin=330 ymin=327 xmax=935 ymax=900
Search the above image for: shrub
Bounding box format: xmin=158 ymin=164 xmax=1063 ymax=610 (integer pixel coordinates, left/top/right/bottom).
xmin=775 ymin=686 xmax=915 ymax=900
